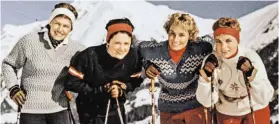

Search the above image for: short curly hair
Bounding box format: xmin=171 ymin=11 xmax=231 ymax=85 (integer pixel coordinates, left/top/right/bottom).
xmin=164 ymin=13 xmax=199 ymax=41
xmin=212 ymin=17 xmax=241 ymax=32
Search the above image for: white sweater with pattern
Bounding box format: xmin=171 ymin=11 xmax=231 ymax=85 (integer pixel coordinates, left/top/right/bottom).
xmin=196 ymin=46 xmax=274 ymax=116
xmin=2 ymin=28 xmax=85 ymax=113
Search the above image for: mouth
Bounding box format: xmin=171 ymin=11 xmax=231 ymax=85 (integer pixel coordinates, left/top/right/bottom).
xmin=221 ymin=50 xmax=230 ymax=55
xmin=55 ymin=32 xmax=63 ymax=37
xmin=172 ymin=42 xmax=180 ymax=46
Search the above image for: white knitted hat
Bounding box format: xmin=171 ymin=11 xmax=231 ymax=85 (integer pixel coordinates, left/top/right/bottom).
xmin=48 ymin=8 xmax=76 ymax=29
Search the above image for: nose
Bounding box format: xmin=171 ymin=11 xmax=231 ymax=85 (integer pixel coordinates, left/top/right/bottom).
xmin=57 ymin=26 xmax=63 ymax=32
xmin=221 ymin=42 xmax=228 ymax=50
xmin=119 ymin=45 xmax=125 ymax=52
xmin=174 ymin=36 xmax=180 ymax=42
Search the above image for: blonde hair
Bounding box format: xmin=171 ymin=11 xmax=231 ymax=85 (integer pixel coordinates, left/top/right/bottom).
xmin=164 ymin=12 xmax=199 ymax=41
xmin=212 ymin=17 xmax=241 ymax=32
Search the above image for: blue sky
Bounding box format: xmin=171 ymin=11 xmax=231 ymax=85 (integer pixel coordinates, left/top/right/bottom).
xmin=1 ymin=1 xmax=277 ymax=28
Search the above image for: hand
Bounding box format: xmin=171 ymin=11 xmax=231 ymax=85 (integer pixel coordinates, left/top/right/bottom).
xmin=9 ymin=86 xmax=26 ymax=106
xmin=107 ymin=85 xmax=122 ymax=98
xmin=202 ymin=54 xmax=218 ymax=77
xmin=145 ymin=64 xmax=160 ymax=79
xmin=237 ymin=56 xmax=254 ymax=77
xmin=112 ymin=80 xmax=127 ymax=90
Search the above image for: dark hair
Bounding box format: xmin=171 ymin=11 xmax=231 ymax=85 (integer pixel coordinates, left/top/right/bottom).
xmin=107 ymin=31 xmax=133 ymax=43
xmin=53 ymin=2 xmax=78 ymax=19
xmin=105 ymin=18 xmax=134 ymax=42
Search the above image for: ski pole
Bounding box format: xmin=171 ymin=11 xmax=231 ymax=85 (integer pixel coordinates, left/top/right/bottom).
xmin=16 ymin=106 xmax=21 ymax=124
xmin=116 ymin=98 xmax=124 ymax=124
xmin=150 ymin=78 xmax=155 ymax=124
xmin=211 ymin=70 xmax=216 ymax=124
xmin=242 ymin=68 xmax=257 ymax=124
xmin=104 ymin=99 xmax=111 ymax=124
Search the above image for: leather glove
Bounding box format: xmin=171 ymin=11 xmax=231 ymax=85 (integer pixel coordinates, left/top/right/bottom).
xmin=9 ymin=85 xmax=26 ymax=106
xmin=145 ymin=64 xmax=160 ymax=79
xmin=237 ymin=56 xmax=254 ymax=77
xmin=202 ymin=54 xmax=219 ymax=77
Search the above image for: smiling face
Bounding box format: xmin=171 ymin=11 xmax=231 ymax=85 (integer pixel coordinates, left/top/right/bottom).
xmin=168 ymin=25 xmax=189 ymax=51
xmin=107 ymin=32 xmax=132 ymax=59
xmin=49 ymin=16 xmax=72 ymax=41
xmin=215 ymin=34 xmax=238 ymax=59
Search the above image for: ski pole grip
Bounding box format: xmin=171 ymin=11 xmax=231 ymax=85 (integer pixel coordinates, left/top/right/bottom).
xmin=65 ymin=91 xmax=73 ymax=101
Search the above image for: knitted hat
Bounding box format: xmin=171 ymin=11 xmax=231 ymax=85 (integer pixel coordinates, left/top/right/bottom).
xmin=213 ymin=17 xmax=241 ymax=43
xmin=105 ymin=18 xmax=134 ymax=43
xmin=48 ymin=8 xmax=76 ymax=28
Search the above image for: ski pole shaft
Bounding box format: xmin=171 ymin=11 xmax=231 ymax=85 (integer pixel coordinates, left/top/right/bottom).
xmin=16 ymin=106 xmax=21 ymax=124
xmin=151 ymin=78 xmax=155 ymax=124
xmin=104 ymin=99 xmax=111 ymax=124
xmin=116 ymin=98 xmax=124 ymax=124
xmin=243 ymin=69 xmax=257 ymax=124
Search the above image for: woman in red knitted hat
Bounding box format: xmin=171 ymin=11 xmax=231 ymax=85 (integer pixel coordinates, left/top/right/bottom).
xmin=64 ymin=18 xmax=143 ymax=124
xmin=196 ymin=17 xmax=274 ymax=124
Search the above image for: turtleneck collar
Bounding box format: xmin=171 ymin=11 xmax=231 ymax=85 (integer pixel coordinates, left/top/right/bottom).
xmin=168 ymin=46 xmax=186 ymax=64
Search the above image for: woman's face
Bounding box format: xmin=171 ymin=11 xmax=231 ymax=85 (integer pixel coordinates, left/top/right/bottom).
xmin=168 ymin=25 xmax=189 ymax=51
xmin=49 ymin=16 xmax=72 ymax=41
xmin=107 ymin=32 xmax=132 ymax=59
xmin=215 ymin=34 xmax=238 ymax=59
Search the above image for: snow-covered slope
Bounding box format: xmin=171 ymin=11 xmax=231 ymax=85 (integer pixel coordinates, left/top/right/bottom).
xmin=239 ymin=3 xmax=278 ymax=51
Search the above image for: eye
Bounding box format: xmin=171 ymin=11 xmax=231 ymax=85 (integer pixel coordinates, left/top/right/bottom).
xmin=63 ymin=25 xmax=70 ymax=28
xmin=179 ymin=33 xmax=185 ymax=37
xmin=124 ymin=42 xmax=130 ymax=45
xmin=215 ymin=39 xmax=222 ymax=43
xmin=226 ymin=39 xmax=232 ymax=43
xmin=169 ymin=31 xmax=175 ymax=36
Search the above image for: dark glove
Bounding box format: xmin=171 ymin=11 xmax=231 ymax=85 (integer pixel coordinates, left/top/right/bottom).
xmin=145 ymin=63 xmax=161 ymax=79
xmin=9 ymin=85 xmax=27 ymax=106
xmin=202 ymin=54 xmax=219 ymax=77
xmin=237 ymin=56 xmax=254 ymax=77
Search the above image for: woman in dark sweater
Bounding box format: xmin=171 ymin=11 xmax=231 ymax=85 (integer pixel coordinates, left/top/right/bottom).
xmin=64 ymin=18 xmax=143 ymax=124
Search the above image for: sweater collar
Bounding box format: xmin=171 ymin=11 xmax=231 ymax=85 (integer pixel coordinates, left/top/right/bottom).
xmin=39 ymin=26 xmax=70 ymax=50
xmin=222 ymin=46 xmax=243 ymax=64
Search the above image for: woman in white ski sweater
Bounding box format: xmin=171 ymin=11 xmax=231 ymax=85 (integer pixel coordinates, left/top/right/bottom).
xmin=2 ymin=2 xmax=84 ymax=124
xmin=196 ymin=17 xmax=274 ymax=124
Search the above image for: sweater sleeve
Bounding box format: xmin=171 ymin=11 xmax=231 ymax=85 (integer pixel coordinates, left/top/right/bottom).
xmin=196 ymin=75 xmax=219 ymax=108
xmin=2 ymin=36 xmax=27 ymax=89
xmin=246 ymin=50 xmax=274 ymax=105
xmin=64 ymin=50 xmax=103 ymax=96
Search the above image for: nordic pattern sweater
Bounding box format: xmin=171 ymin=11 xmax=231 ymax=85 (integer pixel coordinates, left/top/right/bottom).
xmin=138 ymin=39 xmax=212 ymax=113
xmin=2 ymin=28 xmax=85 ymax=113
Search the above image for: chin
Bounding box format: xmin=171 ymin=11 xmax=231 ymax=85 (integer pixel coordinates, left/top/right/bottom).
xmin=53 ymin=37 xmax=65 ymax=41
xmin=222 ymin=54 xmax=233 ymax=59
xmin=170 ymin=46 xmax=182 ymax=51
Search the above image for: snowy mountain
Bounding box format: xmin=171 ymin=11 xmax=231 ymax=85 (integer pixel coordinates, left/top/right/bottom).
xmin=1 ymin=1 xmax=278 ymax=124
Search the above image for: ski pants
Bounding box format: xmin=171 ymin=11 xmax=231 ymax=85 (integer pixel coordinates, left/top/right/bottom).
xmin=216 ymin=105 xmax=270 ymax=124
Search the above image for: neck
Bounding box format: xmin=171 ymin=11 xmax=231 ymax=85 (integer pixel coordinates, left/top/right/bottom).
xmin=168 ymin=47 xmax=186 ymax=64
xmin=226 ymin=47 xmax=238 ymax=59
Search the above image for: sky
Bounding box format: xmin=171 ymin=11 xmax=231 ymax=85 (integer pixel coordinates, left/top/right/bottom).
xmin=1 ymin=1 xmax=277 ymax=28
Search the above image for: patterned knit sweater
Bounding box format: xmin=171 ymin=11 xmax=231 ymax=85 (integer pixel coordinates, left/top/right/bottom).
xmin=138 ymin=39 xmax=212 ymax=113
xmin=2 ymin=28 xmax=85 ymax=113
